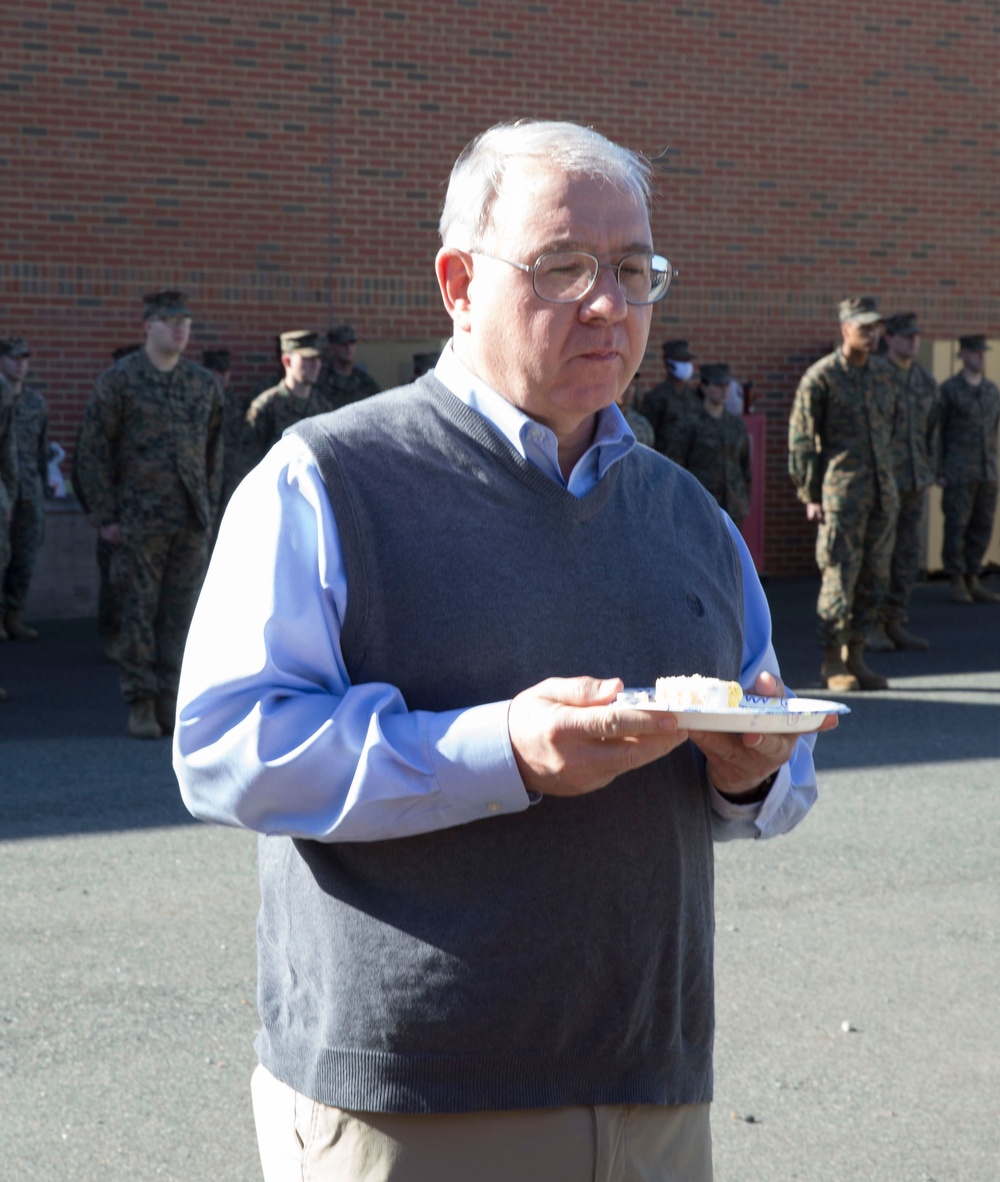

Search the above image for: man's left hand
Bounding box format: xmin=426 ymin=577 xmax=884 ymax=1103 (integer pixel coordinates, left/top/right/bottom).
xmin=687 ymin=670 xmax=839 ymax=800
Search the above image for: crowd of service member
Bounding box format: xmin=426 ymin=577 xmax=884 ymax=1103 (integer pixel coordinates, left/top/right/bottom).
xmin=0 ymin=293 xmax=404 ymax=725
xmin=629 ymin=307 xmax=1000 ymax=694
xmin=0 ymin=291 xmax=996 ymax=717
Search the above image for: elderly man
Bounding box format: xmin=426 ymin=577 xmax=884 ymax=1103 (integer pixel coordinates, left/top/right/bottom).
xmin=789 ymin=297 xmax=898 ymax=691
xmin=76 ymin=291 xmax=224 ymax=739
xmin=937 ymin=334 xmax=1000 ymax=604
xmin=321 ymin=323 xmax=381 ymax=411
xmin=174 ymin=121 xmax=834 ymax=1182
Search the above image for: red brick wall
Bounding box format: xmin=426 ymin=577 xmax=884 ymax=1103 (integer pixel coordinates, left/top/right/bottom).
xmin=2 ymin=0 xmax=997 ymax=573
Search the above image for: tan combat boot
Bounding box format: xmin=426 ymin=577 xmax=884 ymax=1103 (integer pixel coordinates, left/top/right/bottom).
xmin=864 ymin=622 xmax=896 ymax=652
xmin=128 ymin=698 xmax=163 ymax=740
xmin=949 ymin=576 xmax=973 ymax=604
xmin=4 ymin=610 xmax=39 ymax=640
xmin=820 ymin=646 xmax=860 ymax=693
xmin=968 ymin=575 xmax=1000 ymax=604
xmin=885 ymin=620 xmax=929 ymax=651
xmin=842 ymin=644 xmax=889 ymax=691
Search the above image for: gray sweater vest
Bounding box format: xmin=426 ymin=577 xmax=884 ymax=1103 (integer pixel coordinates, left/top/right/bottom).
xmin=256 ymin=377 xmax=744 ymax=1113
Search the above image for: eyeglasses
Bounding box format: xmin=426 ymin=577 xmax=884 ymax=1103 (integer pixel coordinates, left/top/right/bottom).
xmin=472 ymin=250 xmax=675 ymax=306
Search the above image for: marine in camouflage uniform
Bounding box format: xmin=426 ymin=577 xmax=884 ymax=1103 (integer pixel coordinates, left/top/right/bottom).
xmin=617 ymin=374 xmax=654 ymax=447
xmin=668 ymin=363 xmax=751 ymax=525
xmin=243 ymin=331 xmax=328 ymax=468
xmin=319 ymin=323 xmax=380 ymax=412
xmin=937 ymin=334 xmax=1000 ymax=604
xmin=0 ymin=338 xmax=49 ymax=640
xmin=789 ymin=297 xmax=898 ymax=690
xmin=75 ymin=291 xmax=225 ymax=738
xmin=639 ymin=338 xmax=698 ymax=456
xmin=876 ymin=314 xmax=939 ymax=649
xmin=203 ymin=348 xmax=255 ymax=524
xmin=0 ymin=367 xmax=18 ymax=655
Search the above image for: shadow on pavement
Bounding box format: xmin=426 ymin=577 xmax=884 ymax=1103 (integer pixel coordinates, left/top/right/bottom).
xmin=1 ymin=577 xmax=998 ymax=839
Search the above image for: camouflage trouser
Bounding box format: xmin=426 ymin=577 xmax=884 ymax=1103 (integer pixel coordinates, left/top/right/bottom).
xmin=941 ymin=481 xmax=999 ymax=578
xmin=96 ymin=534 xmax=122 ymax=639
xmin=114 ymin=528 xmax=209 ymax=703
xmin=815 ymin=491 xmax=897 ymax=646
xmin=1 ymin=496 xmax=45 ymax=611
xmin=885 ymin=488 xmax=926 ymax=624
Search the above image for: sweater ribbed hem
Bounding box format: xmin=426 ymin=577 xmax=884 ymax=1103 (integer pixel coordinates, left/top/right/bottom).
xmin=255 ymin=1036 xmax=713 ymax=1115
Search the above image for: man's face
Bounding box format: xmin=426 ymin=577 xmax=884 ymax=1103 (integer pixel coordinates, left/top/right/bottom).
xmin=452 ymin=165 xmax=653 ymax=439
xmin=887 ymin=332 xmax=919 ymax=362
xmin=841 ymin=318 xmax=880 ymax=357
xmin=960 ymin=348 xmax=985 ymax=375
xmin=0 ymin=353 xmax=29 ymax=384
xmin=146 ymin=314 xmax=191 ymax=356
xmin=702 ymin=381 xmax=729 ymax=408
xmin=330 ymin=340 xmax=356 ymax=368
xmin=285 ymin=352 xmax=322 ymax=386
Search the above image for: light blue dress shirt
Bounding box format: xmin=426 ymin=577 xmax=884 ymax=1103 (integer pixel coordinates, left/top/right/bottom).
xmin=174 ymin=344 xmax=819 ymax=842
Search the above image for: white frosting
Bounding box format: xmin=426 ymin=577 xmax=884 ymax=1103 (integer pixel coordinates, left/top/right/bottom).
xmin=654 ymin=675 xmax=743 ymax=710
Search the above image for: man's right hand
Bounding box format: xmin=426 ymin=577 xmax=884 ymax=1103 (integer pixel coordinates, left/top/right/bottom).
xmin=99 ymin=522 xmax=121 ymax=544
xmin=805 ymin=502 xmax=823 ymax=523
xmin=507 ymin=676 xmax=688 ymax=797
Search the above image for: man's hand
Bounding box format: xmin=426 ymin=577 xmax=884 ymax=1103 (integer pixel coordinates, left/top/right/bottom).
xmin=688 ymin=670 xmax=839 ymax=800
xmin=805 ymin=502 xmax=824 ymax=523
xmin=99 ymin=522 xmax=121 ymax=545
xmin=508 ymin=676 xmax=689 ymax=797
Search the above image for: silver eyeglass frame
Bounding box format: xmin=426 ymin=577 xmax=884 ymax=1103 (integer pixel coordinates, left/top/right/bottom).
xmin=471 ymin=250 xmax=675 ymax=306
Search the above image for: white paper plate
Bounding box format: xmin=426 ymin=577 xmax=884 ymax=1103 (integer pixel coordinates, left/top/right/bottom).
xmin=615 ymin=691 xmax=850 ymax=734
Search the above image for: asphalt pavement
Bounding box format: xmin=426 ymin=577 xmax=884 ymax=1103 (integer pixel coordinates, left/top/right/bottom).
xmin=1 ymin=576 xmax=998 ymax=1181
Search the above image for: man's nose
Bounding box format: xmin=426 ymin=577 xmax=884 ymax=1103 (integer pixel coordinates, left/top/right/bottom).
xmin=579 ymin=263 xmax=628 ymax=321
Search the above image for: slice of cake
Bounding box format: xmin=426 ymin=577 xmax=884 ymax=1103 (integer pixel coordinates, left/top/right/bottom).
xmin=654 ymin=675 xmax=743 ymax=710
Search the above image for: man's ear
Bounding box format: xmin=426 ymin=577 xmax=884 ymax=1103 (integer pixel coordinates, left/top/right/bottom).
xmin=435 ymin=247 xmax=474 ymax=334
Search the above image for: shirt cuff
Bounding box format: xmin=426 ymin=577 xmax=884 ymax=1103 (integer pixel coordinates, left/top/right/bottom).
xmin=708 ymin=761 xmax=791 ymax=829
xmin=429 ymin=700 xmax=532 ymax=825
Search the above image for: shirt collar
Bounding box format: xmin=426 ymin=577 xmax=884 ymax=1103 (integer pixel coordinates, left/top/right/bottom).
xmin=433 ymin=341 xmax=635 ymax=496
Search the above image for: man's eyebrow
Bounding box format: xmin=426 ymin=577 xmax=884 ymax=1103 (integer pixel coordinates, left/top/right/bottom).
xmin=527 ymin=239 xmax=656 ymax=256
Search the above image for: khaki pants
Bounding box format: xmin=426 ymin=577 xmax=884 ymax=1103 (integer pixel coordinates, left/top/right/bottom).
xmin=251 ymin=1064 xmax=713 ymax=1182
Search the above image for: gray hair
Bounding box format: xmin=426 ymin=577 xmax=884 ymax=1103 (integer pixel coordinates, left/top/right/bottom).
xmin=439 ymin=120 xmax=653 ymax=248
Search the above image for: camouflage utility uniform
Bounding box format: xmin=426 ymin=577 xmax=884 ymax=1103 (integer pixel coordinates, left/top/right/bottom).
xmin=623 ymin=406 xmax=654 ymax=448
xmin=641 ymin=375 xmax=695 ymax=456
xmin=2 ymin=383 xmax=49 ymax=614
xmin=244 ymin=381 xmax=335 ymax=469
xmin=789 ymin=351 xmax=898 ymax=646
xmin=937 ymin=372 xmax=1000 ymax=578
xmin=0 ymin=378 xmax=17 ymax=585
xmin=885 ymin=360 xmax=938 ymax=623
xmin=320 ymin=365 xmax=380 ymax=414
xmin=668 ymin=400 xmax=752 ymax=524
xmin=75 ymin=350 xmax=224 ymax=705
xmin=220 ymin=384 xmax=257 ymax=515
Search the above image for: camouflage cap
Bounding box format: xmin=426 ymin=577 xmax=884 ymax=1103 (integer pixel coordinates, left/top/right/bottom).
xmin=202 ymin=348 xmax=232 ymax=371
xmin=0 ymin=337 xmax=30 ymax=358
xmin=958 ymin=334 xmax=990 ymax=352
xmin=142 ymin=289 xmax=191 ymax=320
xmin=328 ymin=324 xmax=357 ymax=345
xmin=662 ymin=338 xmax=695 ymax=362
xmin=112 ymin=344 xmax=141 ymax=361
xmin=884 ymin=311 xmax=921 ymax=337
xmin=838 ymin=296 xmax=882 ymax=325
xmin=279 ymin=330 xmax=321 ymax=357
xmin=699 ymin=362 xmax=731 ymax=386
